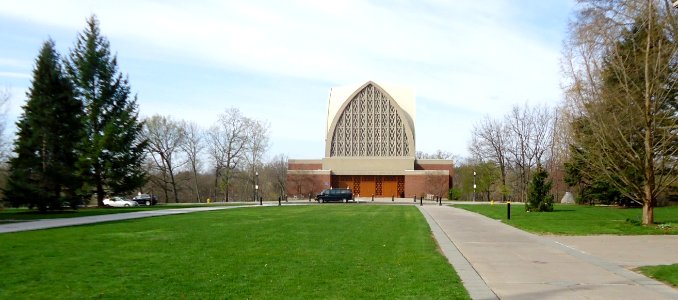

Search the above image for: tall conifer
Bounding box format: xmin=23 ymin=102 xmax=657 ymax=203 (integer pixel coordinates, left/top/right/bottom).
xmin=4 ymin=39 xmax=84 ymax=211
xmin=67 ymin=15 xmax=147 ymax=206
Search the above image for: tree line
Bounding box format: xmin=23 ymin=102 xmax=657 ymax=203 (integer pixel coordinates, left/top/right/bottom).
xmin=142 ymin=110 xmax=288 ymax=204
xmin=0 ymin=16 xmax=289 ymax=210
xmin=465 ymin=103 xmax=566 ymax=203
xmin=462 ymin=0 xmax=678 ymax=224
xmin=3 ymin=16 xmax=146 ymax=211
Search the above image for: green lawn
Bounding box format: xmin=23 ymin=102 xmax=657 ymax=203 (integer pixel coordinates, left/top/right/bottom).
xmin=0 ymin=205 xmax=469 ymax=299
xmin=0 ymin=203 xmax=248 ymax=223
xmin=454 ymin=203 xmax=678 ymax=235
xmin=638 ymin=264 xmax=678 ymax=287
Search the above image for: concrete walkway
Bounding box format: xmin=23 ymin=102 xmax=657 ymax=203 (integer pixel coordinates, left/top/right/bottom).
xmin=0 ymin=206 xmax=251 ymax=234
xmin=419 ymin=205 xmax=678 ymax=300
xmin=550 ymin=235 xmax=678 ymax=268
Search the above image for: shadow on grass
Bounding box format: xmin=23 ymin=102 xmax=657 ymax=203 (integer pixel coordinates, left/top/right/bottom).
xmin=14 ymin=210 xmax=79 ymax=215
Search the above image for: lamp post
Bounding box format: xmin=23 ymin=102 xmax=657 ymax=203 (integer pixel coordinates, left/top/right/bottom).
xmin=473 ymin=171 xmax=476 ymax=202
xmin=255 ymin=171 xmax=260 ymax=205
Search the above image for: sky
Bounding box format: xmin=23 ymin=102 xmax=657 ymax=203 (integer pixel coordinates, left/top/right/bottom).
xmin=0 ymin=0 xmax=576 ymax=161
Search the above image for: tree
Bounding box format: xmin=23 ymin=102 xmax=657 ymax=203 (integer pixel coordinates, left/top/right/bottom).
xmin=180 ymin=121 xmax=204 ymax=202
xmin=207 ymin=107 xmax=249 ymax=201
xmin=564 ymin=121 xmax=625 ymax=205
xmin=563 ymin=0 xmax=678 ymax=224
xmin=4 ymin=39 xmax=84 ymax=211
xmin=447 ymin=187 xmax=462 ymax=200
xmin=505 ymin=104 xmax=554 ymax=201
xmin=416 ymin=150 xmax=456 ymax=160
xmin=243 ymin=118 xmax=270 ymax=201
xmin=266 ymin=154 xmax=288 ymax=200
xmin=475 ymin=161 xmax=501 ymax=201
xmin=143 ymin=115 xmax=185 ymax=203
xmin=0 ymin=87 xmax=11 ymax=162
xmin=470 ymin=116 xmax=509 ymax=201
xmin=0 ymin=88 xmax=9 ymax=208
xmin=526 ymin=164 xmax=554 ymax=212
xmin=67 ymin=16 xmax=147 ymax=206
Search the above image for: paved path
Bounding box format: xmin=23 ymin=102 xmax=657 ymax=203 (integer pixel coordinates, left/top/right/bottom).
xmin=0 ymin=206 xmax=252 ymax=233
xmin=419 ymin=205 xmax=678 ymax=300
xmin=550 ymin=235 xmax=678 ymax=268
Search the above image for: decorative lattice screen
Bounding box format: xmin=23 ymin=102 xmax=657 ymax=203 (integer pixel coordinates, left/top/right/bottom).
xmin=330 ymin=84 xmax=410 ymax=157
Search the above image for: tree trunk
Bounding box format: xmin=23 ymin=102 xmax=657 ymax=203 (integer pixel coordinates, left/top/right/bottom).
xmin=95 ymin=166 xmax=105 ymax=207
xmin=193 ymin=165 xmax=201 ymax=202
xmin=642 ymin=199 xmax=654 ymax=225
xmin=642 ymin=2 xmax=655 ymax=226
xmin=224 ymin=176 xmax=230 ymax=202
xmin=169 ymin=167 xmax=178 ymax=203
xmin=161 ymin=170 xmax=169 ymax=203
xmin=500 ymin=163 xmax=507 ymax=202
xmin=213 ymin=167 xmax=220 ymax=200
xmin=643 ymin=125 xmax=656 ymax=225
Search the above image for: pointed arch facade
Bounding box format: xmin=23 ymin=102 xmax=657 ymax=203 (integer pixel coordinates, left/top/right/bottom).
xmin=325 ymin=81 xmax=415 ymax=158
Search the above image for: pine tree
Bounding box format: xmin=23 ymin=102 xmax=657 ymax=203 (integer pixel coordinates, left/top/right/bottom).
xmin=66 ymin=16 xmax=147 ymax=206
xmin=3 ymin=39 xmax=84 ymax=211
xmin=526 ymin=164 xmax=554 ymax=212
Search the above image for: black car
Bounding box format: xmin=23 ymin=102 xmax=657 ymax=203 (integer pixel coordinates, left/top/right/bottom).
xmin=132 ymin=194 xmax=157 ymax=206
xmin=316 ymin=188 xmax=353 ymax=203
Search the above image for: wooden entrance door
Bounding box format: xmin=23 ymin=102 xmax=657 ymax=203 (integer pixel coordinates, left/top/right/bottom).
xmin=381 ymin=176 xmax=398 ymax=197
xmin=360 ymin=176 xmax=376 ymax=197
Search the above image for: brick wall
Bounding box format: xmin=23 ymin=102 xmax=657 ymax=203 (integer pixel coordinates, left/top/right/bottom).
xmin=286 ymin=172 xmax=330 ymax=198
xmin=405 ymin=174 xmax=449 ymax=199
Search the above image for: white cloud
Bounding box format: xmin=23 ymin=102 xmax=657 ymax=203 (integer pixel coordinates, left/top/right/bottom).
xmin=0 ymin=72 xmax=30 ymax=79
xmin=0 ymin=0 xmax=573 ymax=158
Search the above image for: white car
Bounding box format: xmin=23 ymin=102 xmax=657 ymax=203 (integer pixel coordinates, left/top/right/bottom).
xmin=103 ymin=196 xmax=139 ymax=207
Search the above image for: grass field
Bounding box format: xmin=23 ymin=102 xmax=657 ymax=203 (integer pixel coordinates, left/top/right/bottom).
xmin=0 ymin=203 xmax=248 ymax=223
xmin=0 ymin=205 xmax=469 ymax=299
xmin=638 ymin=264 xmax=678 ymax=287
xmin=454 ymin=203 xmax=678 ymax=235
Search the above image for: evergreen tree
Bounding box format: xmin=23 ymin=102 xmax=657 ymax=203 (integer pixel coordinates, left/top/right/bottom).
xmin=526 ymin=164 xmax=554 ymax=212
xmin=66 ymin=16 xmax=147 ymax=206
xmin=3 ymin=39 xmax=84 ymax=211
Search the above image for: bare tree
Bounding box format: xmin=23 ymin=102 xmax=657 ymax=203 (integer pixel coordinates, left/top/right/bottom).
xmin=416 ymin=149 xmax=456 ymax=160
xmin=470 ymin=116 xmax=510 ymax=201
xmin=505 ymin=104 xmax=554 ymax=201
xmin=0 ymin=88 xmax=9 ymax=207
xmin=180 ymin=121 xmax=204 ymax=202
xmin=505 ymin=105 xmax=532 ymax=201
xmin=267 ymin=154 xmax=288 ymax=200
xmin=207 ymin=107 xmax=249 ymax=201
xmin=0 ymin=88 xmax=10 ymax=163
xmin=243 ymin=118 xmax=270 ymax=201
xmin=143 ymin=115 xmax=185 ymax=202
xmin=547 ymin=104 xmax=575 ymax=201
xmin=563 ymin=0 xmax=678 ymax=224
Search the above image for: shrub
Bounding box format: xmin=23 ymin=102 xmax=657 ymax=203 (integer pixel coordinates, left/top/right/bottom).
xmin=447 ymin=188 xmax=462 ymax=200
xmin=526 ymin=164 xmax=554 ymax=212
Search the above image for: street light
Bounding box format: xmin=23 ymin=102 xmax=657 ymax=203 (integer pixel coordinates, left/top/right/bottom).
xmin=255 ymin=171 xmax=261 ymax=205
xmin=473 ymin=171 xmax=476 ymax=202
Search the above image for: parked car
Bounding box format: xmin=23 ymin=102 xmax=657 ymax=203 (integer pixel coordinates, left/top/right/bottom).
xmin=316 ymin=188 xmax=353 ymax=203
xmin=132 ymin=194 xmax=157 ymax=206
xmin=103 ymin=196 xmax=139 ymax=207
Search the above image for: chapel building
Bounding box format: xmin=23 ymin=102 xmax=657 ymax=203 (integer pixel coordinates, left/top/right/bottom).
xmin=287 ymin=81 xmax=453 ymax=199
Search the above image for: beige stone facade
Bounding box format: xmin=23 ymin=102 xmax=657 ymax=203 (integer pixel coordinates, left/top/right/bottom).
xmin=287 ymin=81 xmax=452 ymax=198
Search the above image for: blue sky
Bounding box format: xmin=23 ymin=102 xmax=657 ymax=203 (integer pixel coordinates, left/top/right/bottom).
xmin=0 ymin=0 xmax=575 ymax=160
